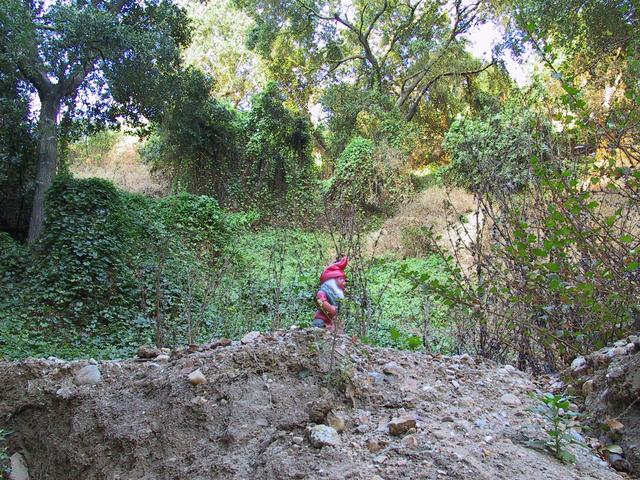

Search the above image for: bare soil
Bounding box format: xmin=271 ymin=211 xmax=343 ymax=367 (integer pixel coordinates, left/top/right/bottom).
xmin=0 ymin=329 xmax=623 ymax=479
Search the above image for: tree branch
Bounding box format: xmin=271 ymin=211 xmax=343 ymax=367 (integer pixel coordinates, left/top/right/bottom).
xmin=404 ymin=60 xmax=496 ymax=121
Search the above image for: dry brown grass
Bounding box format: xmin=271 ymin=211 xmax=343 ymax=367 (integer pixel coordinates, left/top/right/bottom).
xmin=366 ymin=186 xmax=476 ymax=258
xmin=71 ymin=135 xmax=169 ymax=196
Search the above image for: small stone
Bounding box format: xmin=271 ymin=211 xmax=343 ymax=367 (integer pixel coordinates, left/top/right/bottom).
xmin=388 ymin=413 xmax=418 ymax=436
xmin=626 ymin=343 xmax=637 ymax=354
xmin=367 ymin=371 xmax=386 ymax=385
xmin=56 ymin=387 xmax=74 ymax=399
xmin=308 ymin=425 xmax=340 ymax=448
xmin=9 ymin=452 xmax=29 ymax=480
xmin=137 ymin=345 xmax=161 ymax=359
xmin=241 ymin=331 xmax=261 ymax=344
xmin=367 ymin=439 xmax=382 ymax=453
xmin=356 ymin=424 xmax=370 ymax=433
xmin=156 ymin=354 xmax=170 ymax=362
xmin=582 ymin=379 xmax=595 ymax=395
xmin=190 ymin=396 xmax=208 ymax=406
xmin=483 ymin=435 xmax=493 ymax=443
xmin=499 ymin=393 xmax=522 ymax=407
xmin=217 ymin=338 xmax=232 ymax=347
xmin=74 ymin=365 xmax=101 ymax=386
xmin=160 ymin=347 xmax=171 ymax=354
xmin=606 ymin=365 xmax=625 ymax=380
xmin=614 ymin=339 xmax=628 ymax=347
xmin=188 ymin=368 xmax=207 ymax=386
xmin=503 ymin=365 xmax=517 ymax=374
xmin=628 ymin=335 xmax=638 ymax=345
xmin=401 ymin=434 xmax=418 ymax=449
xmin=613 ymin=346 xmax=627 ymax=356
xmin=474 ymin=419 xmax=488 ymax=429
xmin=292 ymin=436 xmax=304 ymax=445
xmin=382 ymin=361 xmax=405 ymax=376
xmin=570 ymin=356 xmax=588 ymax=373
xmin=326 ymin=410 xmax=347 ymax=433
xmin=373 ymin=454 xmax=387 ymax=464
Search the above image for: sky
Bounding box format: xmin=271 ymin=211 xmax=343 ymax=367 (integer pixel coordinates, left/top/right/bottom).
xmin=465 ymin=20 xmax=535 ymax=87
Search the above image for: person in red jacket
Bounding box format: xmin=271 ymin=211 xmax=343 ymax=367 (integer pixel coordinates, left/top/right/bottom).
xmin=313 ymin=257 xmax=348 ymax=333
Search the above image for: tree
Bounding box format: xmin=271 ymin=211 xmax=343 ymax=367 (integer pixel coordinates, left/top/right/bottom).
xmin=0 ymin=0 xmax=191 ymax=243
xmin=236 ymin=0 xmax=496 ymax=121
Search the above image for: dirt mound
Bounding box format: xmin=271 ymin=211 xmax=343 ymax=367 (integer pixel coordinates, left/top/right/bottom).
xmin=0 ymin=329 xmax=622 ymax=480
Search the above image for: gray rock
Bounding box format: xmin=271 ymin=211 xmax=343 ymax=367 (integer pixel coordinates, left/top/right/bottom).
xmin=382 ymin=361 xmax=405 ymax=376
xmin=74 ymin=365 xmax=101 ymax=386
xmin=614 ymin=339 xmax=628 ymax=348
xmin=10 ymin=452 xmax=29 ymax=480
xmin=56 ymin=386 xmax=75 ymax=399
xmin=570 ymin=356 xmax=587 ymax=373
xmin=499 ymin=393 xmax=522 ymax=407
xmin=356 ymin=424 xmax=370 ymax=433
xmin=241 ymin=331 xmax=261 ymax=344
xmin=292 ymin=436 xmax=304 ymax=445
xmin=308 ymin=425 xmax=340 ymax=448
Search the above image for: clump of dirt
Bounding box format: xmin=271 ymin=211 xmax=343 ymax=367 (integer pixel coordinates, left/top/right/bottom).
xmin=0 ymin=329 xmax=622 ymax=479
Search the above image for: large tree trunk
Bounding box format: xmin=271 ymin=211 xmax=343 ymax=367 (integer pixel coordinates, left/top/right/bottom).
xmin=27 ymin=96 xmax=61 ymax=244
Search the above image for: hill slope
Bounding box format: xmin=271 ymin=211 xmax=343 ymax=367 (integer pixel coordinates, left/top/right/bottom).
xmin=0 ymin=329 xmax=622 ymax=479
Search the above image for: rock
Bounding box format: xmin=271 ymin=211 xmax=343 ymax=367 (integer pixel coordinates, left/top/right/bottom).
xmin=188 ymin=368 xmax=207 ymax=386
xmin=156 ymin=354 xmax=170 ymax=362
xmin=614 ymin=339 xmax=628 ymax=348
xmin=56 ymin=386 xmax=74 ymax=399
xmin=367 ymin=371 xmax=386 ymax=385
xmin=613 ymin=346 xmax=627 ymax=357
xmin=401 ymin=434 xmax=418 ymax=449
xmin=190 ymin=396 xmax=208 ymax=406
xmin=309 ymin=400 xmax=332 ymax=423
xmin=628 ymin=335 xmax=639 ymax=345
xmin=217 ymin=338 xmax=232 ymax=347
xmin=388 ymin=413 xmax=418 ymax=436
xmin=74 ymin=365 xmax=101 ymax=386
xmin=499 ymin=393 xmax=522 ymax=407
xmin=10 ymin=452 xmax=29 ymax=480
xmin=241 ymin=331 xmax=261 ymax=344
xmin=137 ymin=345 xmax=161 ymax=359
xmin=570 ymin=356 xmax=588 ymax=373
xmin=356 ymin=424 xmax=370 ymax=434
xmin=292 ymin=436 xmax=304 ymax=445
xmin=326 ymin=410 xmax=347 ymax=433
xmin=373 ymin=454 xmax=387 ymax=464
xmin=367 ymin=438 xmax=382 ymax=453
xmin=626 ymin=343 xmax=637 ymax=354
xmin=582 ymin=379 xmax=595 ymax=395
xmin=308 ymin=425 xmax=340 ymax=448
xmin=608 ymin=453 xmax=632 ymax=472
xmin=382 ymin=361 xmax=405 ymax=376
xmin=606 ymin=364 xmax=625 ymax=380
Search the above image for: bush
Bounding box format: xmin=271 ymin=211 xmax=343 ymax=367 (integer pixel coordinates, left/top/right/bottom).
xmin=0 ymin=177 xmax=245 ymax=359
xmin=442 ymin=104 xmax=552 ymax=193
xmin=330 ymin=137 xmax=411 ymax=211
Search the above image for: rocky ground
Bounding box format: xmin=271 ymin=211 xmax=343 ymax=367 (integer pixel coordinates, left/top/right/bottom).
xmin=0 ymin=329 xmax=626 ymax=480
xmin=566 ymin=334 xmax=640 ymax=476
